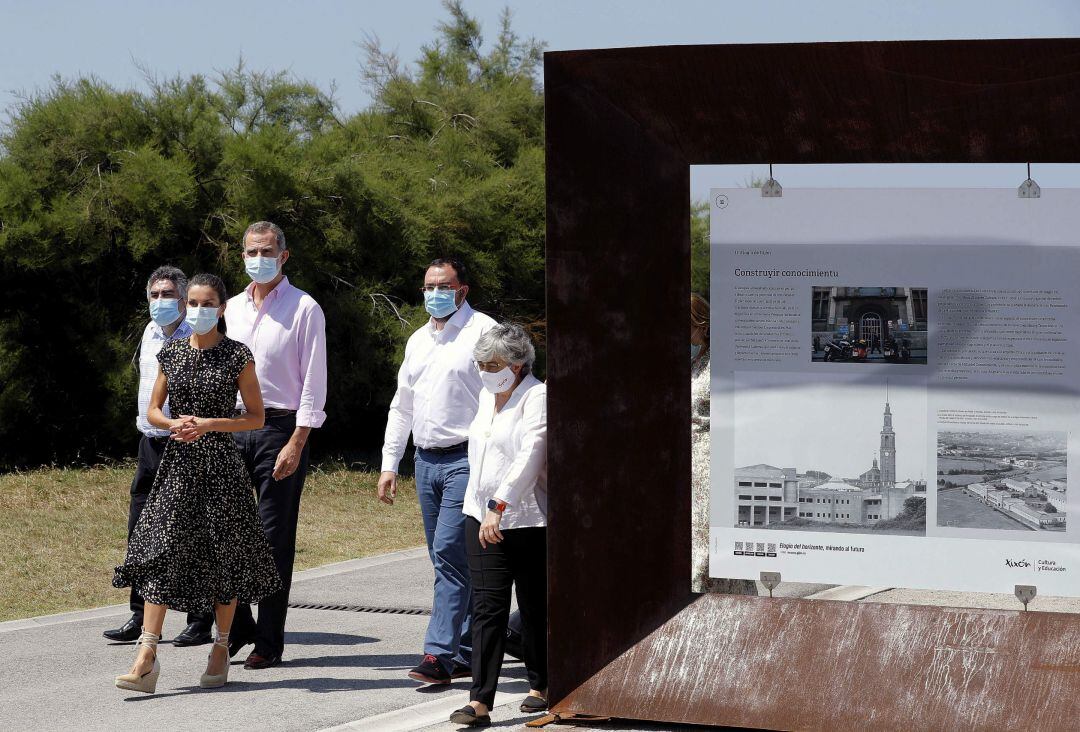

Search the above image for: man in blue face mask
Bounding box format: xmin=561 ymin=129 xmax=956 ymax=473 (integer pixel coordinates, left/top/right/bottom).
xmin=103 ymin=266 xmax=215 ymax=645
xmin=379 ymin=257 xmax=496 ymax=684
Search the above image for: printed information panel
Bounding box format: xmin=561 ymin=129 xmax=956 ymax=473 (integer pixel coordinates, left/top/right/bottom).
xmin=709 ymin=188 xmax=1080 ymax=596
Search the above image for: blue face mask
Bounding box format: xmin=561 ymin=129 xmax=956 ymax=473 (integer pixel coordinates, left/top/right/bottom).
xmin=691 ymin=344 xmax=703 ymax=360
xmin=185 ymin=306 xmax=220 ymax=335
xmin=149 ymin=298 xmax=181 ymax=327
xmin=245 ymin=255 xmax=281 ymax=284
xmin=424 ymin=288 xmax=460 ymax=319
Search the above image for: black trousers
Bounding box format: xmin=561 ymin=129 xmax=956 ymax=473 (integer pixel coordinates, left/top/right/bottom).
xmin=465 ymin=516 xmax=547 ymax=708
xmin=231 ymin=413 xmax=310 ymax=658
xmin=127 ymin=435 xmax=213 ymax=628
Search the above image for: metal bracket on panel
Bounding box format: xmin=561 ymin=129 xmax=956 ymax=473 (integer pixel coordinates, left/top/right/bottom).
xmin=1015 ymin=584 xmax=1037 ymax=611
xmin=761 ymin=163 xmax=782 ymax=197
xmin=1018 ymin=163 xmax=1040 ymax=198
xmin=760 ymin=571 xmax=781 ymax=598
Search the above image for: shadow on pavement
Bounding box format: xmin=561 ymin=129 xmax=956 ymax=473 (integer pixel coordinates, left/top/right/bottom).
xmin=123 ymin=676 xmax=447 ymax=700
xmin=285 ymin=652 xmax=419 ymax=669
xmin=283 ymin=631 xmax=378 ymax=646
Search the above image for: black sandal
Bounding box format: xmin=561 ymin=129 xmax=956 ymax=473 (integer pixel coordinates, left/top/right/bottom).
xmin=520 ymin=695 xmax=549 ymax=713
xmin=449 ymin=705 xmax=491 ymax=727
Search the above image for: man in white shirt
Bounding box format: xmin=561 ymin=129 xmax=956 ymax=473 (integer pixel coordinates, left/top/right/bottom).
xmin=379 ymin=257 xmax=495 ymax=684
xmin=103 ymin=266 xmax=213 ymax=645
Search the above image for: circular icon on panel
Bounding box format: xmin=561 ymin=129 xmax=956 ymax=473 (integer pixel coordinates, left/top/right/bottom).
xmin=715 ymin=194 xmax=729 ymax=209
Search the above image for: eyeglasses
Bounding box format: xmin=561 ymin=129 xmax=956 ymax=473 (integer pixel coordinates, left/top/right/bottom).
xmin=475 ymin=360 xmax=507 ymax=373
xmin=420 ymin=284 xmax=459 ymax=293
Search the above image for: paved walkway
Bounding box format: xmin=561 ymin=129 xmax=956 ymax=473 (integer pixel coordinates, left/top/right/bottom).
xmin=0 ymin=548 xmax=528 ymax=732
xmin=2 ymin=548 xmax=1075 ymax=731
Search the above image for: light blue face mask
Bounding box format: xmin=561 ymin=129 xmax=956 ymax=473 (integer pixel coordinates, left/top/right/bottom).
xmin=245 ymin=255 xmax=281 ymax=284
xmin=149 ymin=298 xmax=181 ymax=327
xmin=424 ymin=288 xmax=459 ymax=319
xmin=185 ymin=306 xmax=220 ymax=335
xmin=691 ymin=344 xmax=702 ymax=360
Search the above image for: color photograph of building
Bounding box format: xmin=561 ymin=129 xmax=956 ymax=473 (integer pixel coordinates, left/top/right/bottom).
xmin=811 ymin=286 xmax=928 ymax=364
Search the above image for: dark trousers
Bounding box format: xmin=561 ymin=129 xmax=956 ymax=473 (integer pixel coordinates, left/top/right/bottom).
xmin=232 ymin=413 xmax=310 ymax=658
xmin=127 ymin=435 xmax=213 ymax=629
xmin=465 ymin=516 xmax=547 ymax=708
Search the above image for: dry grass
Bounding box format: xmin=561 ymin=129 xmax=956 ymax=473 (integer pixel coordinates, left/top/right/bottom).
xmin=0 ymin=464 xmax=422 ymax=622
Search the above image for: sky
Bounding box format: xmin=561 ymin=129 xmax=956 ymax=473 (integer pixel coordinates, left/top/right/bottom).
xmin=4 ymin=0 xmax=1080 ymax=195
xmin=734 ymin=373 xmax=928 ymax=482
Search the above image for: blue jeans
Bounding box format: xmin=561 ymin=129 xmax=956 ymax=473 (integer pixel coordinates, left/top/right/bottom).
xmin=414 ymin=448 xmax=472 ymax=672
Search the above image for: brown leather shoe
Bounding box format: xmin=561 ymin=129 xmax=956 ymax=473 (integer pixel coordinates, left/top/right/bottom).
xmin=243 ymin=651 xmax=282 ymax=670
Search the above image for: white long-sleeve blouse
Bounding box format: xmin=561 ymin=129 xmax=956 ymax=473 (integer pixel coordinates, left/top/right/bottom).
xmin=462 ymin=373 xmax=547 ymax=529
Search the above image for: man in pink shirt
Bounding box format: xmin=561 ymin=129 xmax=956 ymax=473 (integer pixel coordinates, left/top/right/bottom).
xmin=224 ymin=221 xmax=327 ymax=669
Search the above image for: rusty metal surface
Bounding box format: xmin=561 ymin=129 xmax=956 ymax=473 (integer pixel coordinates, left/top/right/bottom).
xmin=547 ymin=39 xmax=1080 ymax=165
xmin=544 ymin=38 xmax=1080 ymax=729
xmin=555 ymin=595 xmax=1080 ymax=731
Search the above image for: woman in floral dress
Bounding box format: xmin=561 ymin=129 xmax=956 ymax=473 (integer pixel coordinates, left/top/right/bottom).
xmin=113 ymin=273 xmax=281 ymax=694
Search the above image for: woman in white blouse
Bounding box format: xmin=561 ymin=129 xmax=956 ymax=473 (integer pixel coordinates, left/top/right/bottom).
xmin=449 ymin=323 xmax=548 ymax=728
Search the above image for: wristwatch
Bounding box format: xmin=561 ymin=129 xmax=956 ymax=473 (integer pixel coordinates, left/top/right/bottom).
xmin=487 ymin=498 xmax=508 ymax=513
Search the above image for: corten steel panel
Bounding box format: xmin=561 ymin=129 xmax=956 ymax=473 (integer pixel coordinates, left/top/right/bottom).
xmin=545 ymin=38 xmax=1080 ymax=729
xmin=558 ymin=596 xmax=1080 ymax=731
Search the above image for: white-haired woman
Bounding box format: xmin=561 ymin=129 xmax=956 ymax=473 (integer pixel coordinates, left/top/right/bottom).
xmin=450 ymin=323 xmax=548 ymax=727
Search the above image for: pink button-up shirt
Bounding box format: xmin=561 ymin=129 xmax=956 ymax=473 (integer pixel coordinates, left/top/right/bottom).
xmin=225 ymin=276 xmax=327 ymax=428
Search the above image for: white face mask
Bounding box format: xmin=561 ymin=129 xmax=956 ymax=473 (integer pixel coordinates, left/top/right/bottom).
xmin=480 ymin=366 xmax=516 ymax=394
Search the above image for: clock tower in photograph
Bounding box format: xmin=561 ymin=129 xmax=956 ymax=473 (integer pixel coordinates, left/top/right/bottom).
xmin=879 ymin=382 xmax=896 ymax=488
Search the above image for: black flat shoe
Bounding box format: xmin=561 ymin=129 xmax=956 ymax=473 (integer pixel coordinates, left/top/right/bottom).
xmin=228 ymin=631 xmax=256 ymax=658
xmin=171 ymin=622 xmax=213 ymax=647
xmin=520 ymin=695 xmax=548 ymax=713
xmin=449 ymin=705 xmax=491 ymax=727
xmin=103 ymin=617 xmax=142 ymax=642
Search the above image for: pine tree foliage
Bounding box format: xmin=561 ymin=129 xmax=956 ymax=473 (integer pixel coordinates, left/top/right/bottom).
xmin=0 ymin=2 xmax=546 ymax=468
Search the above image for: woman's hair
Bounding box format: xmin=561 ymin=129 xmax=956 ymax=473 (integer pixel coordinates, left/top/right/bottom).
xmin=188 ymin=273 xmax=229 ymax=333
xmin=691 ymin=293 xmax=709 ymax=331
xmin=473 ymin=322 xmax=536 ymax=375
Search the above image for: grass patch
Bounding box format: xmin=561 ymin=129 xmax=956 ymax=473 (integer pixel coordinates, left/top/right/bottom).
xmin=0 ymin=463 xmax=422 ymax=622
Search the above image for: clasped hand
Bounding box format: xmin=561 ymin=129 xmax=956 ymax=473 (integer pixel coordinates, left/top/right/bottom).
xmin=170 ymin=415 xmax=209 ymax=442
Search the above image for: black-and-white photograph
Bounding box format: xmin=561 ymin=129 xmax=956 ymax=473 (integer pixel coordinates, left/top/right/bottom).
xmin=937 ymin=430 xmax=1067 ymax=533
xmin=810 ymin=286 xmax=928 ymax=364
xmin=732 ymin=373 xmax=928 ymax=536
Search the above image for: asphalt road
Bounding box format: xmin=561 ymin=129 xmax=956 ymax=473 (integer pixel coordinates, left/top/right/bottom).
xmin=1 ymin=548 xmax=1074 ymax=731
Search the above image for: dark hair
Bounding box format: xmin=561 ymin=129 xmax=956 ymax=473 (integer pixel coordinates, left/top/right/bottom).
xmin=428 ymin=257 xmax=468 ymax=285
xmin=188 ymin=273 xmax=229 ymax=333
xmin=146 ymin=265 xmax=188 ymax=300
xmin=243 ymin=220 xmax=287 ymax=251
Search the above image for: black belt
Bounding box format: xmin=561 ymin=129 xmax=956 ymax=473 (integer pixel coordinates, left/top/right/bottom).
xmin=420 ymin=441 xmax=468 ymax=455
xmin=265 ymin=408 xmax=297 ymax=419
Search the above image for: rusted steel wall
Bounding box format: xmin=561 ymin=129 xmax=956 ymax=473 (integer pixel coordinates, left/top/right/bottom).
xmin=545 ymin=38 xmax=1080 ymax=728
xmin=555 ymin=595 xmax=1080 ymax=731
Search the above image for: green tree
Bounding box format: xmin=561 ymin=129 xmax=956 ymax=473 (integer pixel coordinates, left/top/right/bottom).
xmin=0 ymin=2 xmax=546 ymax=469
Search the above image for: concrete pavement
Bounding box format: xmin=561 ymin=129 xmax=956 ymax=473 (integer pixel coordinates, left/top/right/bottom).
xmin=1 ymin=547 xmax=1076 ymax=732
xmin=0 ymin=548 xmax=525 ymax=732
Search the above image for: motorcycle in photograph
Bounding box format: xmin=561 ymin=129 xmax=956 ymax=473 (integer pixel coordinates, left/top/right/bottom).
xmin=884 ymin=336 xmax=912 ymax=363
xmin=852 ymin=338 xmax=869 ymax=361
xmin=822 ymin=338 xmax=853 ymax=362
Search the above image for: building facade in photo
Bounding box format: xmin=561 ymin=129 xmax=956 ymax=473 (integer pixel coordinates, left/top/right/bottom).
xmin=811 ymin=286 xmax=928 ymax=352
xmin=736 ymin=390 xmax=925 ymax=528
xmin=960 ymin=480 xmax=1067 ymax=531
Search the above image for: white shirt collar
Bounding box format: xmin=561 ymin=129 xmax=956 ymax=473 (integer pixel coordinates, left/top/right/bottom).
xmin=427 ymin=299 xmax=474 ymax=336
